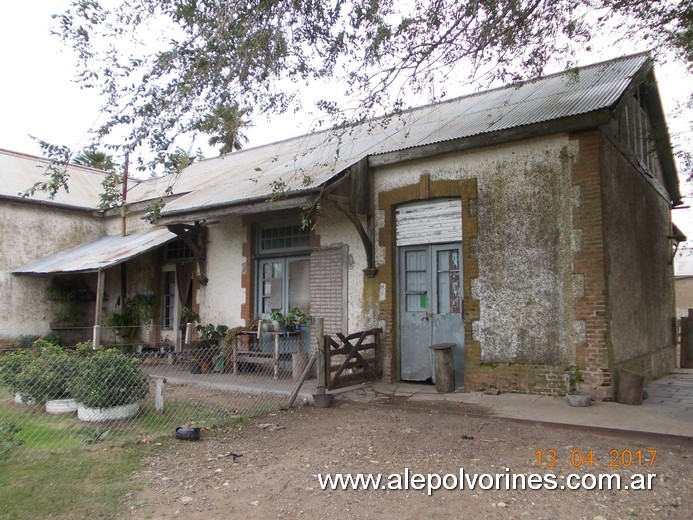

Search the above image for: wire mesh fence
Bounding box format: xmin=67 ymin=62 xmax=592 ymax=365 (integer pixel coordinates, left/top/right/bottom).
xmin=0 ymin=329 xmax=318 ymax=460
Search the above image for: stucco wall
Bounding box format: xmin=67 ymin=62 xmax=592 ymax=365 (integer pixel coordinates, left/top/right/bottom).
xmin=195 ymin=217 xmax=246 ymax=328
xmin=602 ymin=138 xmax=675 ymax=377
xmin=373 ymin=135 xmax=580 ymax=366
xmin=0 ymin=201 xmax=105 ymax=345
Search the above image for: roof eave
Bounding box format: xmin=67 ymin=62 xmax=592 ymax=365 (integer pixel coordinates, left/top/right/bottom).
xmin=369 ymin=109 xmax=613 ymax=168
xmin=155 ymin=191 xmax=321 ymax=226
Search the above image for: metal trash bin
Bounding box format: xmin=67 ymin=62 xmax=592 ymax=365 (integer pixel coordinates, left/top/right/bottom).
xmin=616 ymin=368 xmax=644 ymax=405
xmin=430 ymin=343 xmax=456 ymax=393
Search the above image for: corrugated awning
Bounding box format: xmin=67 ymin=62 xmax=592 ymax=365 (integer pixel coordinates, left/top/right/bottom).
xmin=13 ymin=229 xmax=177 ymax=274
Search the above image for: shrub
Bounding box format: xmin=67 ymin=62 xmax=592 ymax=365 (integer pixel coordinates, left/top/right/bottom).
xmin=69 ymin=350 xmax=149 ymax=409
xmin=32 ymin=338 xmax=59 ymax=351
xmin=41 ymin=332 xmax=62 ymax=346
xmin=15 ymin=350 xmax=78 ymax=402
xmin=0 ymin=350 xmax=36 ymax=393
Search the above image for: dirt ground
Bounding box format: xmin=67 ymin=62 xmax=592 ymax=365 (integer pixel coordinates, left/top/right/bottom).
xmin=128 ymin=400 xmax=691 ymax=519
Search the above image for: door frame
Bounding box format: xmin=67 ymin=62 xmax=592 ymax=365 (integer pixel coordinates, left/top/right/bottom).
xmin=397 ymin=242 xmax=464 ymax=383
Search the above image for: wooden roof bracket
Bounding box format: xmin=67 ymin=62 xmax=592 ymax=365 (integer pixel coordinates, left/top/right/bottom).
xmin=167 ymin=222 xmax=209 ymax=285
xmin=325 ymin=157 xmax=377 ymax=277
xmin=332 ymin=199 xmax=377 ymax=278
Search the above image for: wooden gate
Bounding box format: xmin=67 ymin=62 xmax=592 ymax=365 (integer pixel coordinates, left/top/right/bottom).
xmin=325 ymin=328 xmax=382 ymax=389
xmin=680 ymin=310 xmax=693 ymax=369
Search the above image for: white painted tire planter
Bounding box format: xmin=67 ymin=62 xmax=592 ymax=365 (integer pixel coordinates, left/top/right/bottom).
xmin=77 ymin=402 xmax=139 ymax=422
xmin=14 ymin=393 xmax=35 ymax=405
xmin=45 ymin=398 xmax=79 ymax=414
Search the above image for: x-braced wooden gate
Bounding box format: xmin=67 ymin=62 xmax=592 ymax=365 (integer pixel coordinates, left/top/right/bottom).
xmin=324 ymin=328 xmax=382 ymax=389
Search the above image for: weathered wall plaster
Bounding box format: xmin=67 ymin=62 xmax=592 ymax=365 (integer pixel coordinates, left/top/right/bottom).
xmin=195 ymin=217 xmax=246 ymax=328
xmin=0 ymin=202 xmax=105 ymax=345
xmin=373 ymin=134 xmax=580 ymax=366
xmin=602 ymin=138 xmax=675 ymax=377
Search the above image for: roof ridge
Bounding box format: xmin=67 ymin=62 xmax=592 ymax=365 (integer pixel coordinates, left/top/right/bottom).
xmin=0 ymin=147 xmax=115 ymax=178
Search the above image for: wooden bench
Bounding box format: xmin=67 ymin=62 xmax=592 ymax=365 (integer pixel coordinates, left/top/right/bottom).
xmin=232 ymin=323 xmax=301 ymax=379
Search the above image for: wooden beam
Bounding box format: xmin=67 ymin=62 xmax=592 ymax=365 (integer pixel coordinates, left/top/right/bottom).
xmin=167 ymin=223 xmax=209 ymax=285
xmin=328 ymin=196 xmax=378 ymax=277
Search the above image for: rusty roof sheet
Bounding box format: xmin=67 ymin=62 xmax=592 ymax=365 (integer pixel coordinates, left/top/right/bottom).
xmin=0 ymin=149 xmax=112 ymax=209
xmin=158 ymin=53 xmax=650 ymax=217
xmin=13 ymin=228 xmax=176 ymax=274
xmin=1 ymin=53 xmax=652 ymax=216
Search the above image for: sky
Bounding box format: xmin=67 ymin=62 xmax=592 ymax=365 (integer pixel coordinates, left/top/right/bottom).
xmin=1 ymin=2 xmax=691 ymax=234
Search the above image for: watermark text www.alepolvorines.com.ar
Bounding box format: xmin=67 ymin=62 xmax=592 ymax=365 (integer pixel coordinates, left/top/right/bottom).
xmin=316 ymin=468 xmax=657 ymax=496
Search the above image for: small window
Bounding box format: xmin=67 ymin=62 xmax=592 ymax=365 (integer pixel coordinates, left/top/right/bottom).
xmin=166 ymin=239 xmax=194 ymax=262
xmin=258 ymin=224 xmax=309 ymax=254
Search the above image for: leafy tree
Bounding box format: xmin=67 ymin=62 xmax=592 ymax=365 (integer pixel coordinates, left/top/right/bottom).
xmin=53 ymin=0 xmax=691 ymax=162
xmin=19 ymin=0 xmax=686 ymax=205
xmin=193 ymin=103 xmax=252 ymax=155
xmin=73 ymin=145 xmax=117 ymax=172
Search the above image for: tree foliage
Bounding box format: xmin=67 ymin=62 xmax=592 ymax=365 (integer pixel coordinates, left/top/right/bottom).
xmin=54 ymin=0 xmax=691 ymax=164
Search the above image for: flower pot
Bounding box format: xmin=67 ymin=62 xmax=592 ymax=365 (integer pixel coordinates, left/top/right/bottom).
xmin=46 ymin=398 xmax=79 ymax=414
xmin=566 ymin=391 xmax=591 ymax=407
xmin=78 ymin=402 xmax=139 ymax=422
xmin=312 ymin=393 xmax=333 ymax=408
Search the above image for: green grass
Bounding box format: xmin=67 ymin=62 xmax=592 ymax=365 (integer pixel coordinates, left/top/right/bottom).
xmin=0 ymin=379 xmax=283 ymax=518
xmin=0 ymin=444 xmax=152 ymax=520
xmin=0 ymin=394 xmax=249 ymax=454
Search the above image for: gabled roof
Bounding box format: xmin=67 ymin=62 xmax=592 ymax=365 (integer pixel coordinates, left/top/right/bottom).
xmin=154 ymin=52 xmax=678 ymax=221
xmin=3 ymin=53 xmax=679 ymax=218
xmin=0 ymin=148 xmax=111 ymax=210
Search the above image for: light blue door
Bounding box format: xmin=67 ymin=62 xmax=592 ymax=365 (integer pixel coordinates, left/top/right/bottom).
xmin=399 ymin=244 xmax=464 ymax=384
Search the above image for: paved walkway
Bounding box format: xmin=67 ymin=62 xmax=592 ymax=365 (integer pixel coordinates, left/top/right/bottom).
xmin=334 ymin=369 xmax=693 ymax=442
xmin=145 ymin=364 xmax=319 ymax=401
xmin=145 ymin=362 xmax=691 ymax=441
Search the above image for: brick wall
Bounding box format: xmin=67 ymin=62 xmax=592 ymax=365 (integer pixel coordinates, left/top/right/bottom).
xmin=310 ymin=246 xmax=347 ymax=337
xmin=570 ymin=130 xmax=613 ymax=400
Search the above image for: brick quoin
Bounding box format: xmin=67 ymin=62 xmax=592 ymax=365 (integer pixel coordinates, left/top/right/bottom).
xmin=571 ymin=130 xmax=612 ymax=401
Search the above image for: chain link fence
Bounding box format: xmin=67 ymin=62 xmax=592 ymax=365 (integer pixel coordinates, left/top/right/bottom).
xmin=0 ymin=329 xmax=319 ymax=460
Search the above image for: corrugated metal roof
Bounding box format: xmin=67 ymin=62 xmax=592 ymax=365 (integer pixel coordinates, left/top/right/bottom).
xmin=1 ymin=54 xmax=652 ymax=216
xmin=159 ymin=53 xmax=650 ymax=217
xmin=0 ymin=148 xmax=111 ymax=209
xmin=13 ymin=228 xmax=177 ymax=274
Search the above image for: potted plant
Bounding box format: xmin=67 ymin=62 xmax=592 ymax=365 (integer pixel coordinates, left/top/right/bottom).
xmin=107 ymin=294 xmax=157 ymax=341
xmin=565 ymin=365 xmax=591 ymax=407
xmin=191 ymin=323 xmax=228 ymax=373
xmin=270 ymin=310 xmax=287 ymax=332
xmin=286 ymin=307 xmax=311 ymax=330
xmin=69 ymin=349 xmax=149 ymax=421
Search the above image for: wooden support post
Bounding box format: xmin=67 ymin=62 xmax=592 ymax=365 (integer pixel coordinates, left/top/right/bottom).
xmin=154 ymin=377 xmax=166 ymax=413
xmin=184 ymin=322 xmax=192 ymax=345
xmin=315 ymin=317 xmax=326 ymax=394
xmin=92 ymin=269 xmax=105 ymax=347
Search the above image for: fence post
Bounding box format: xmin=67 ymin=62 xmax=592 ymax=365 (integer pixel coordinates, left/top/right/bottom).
xmin=154 ymin=377 xmax=166 ymax=413
xmin=683 ymin=309 xmax=693 ymax=369
xmin=316 ymin=317 xmax=326 ymax=394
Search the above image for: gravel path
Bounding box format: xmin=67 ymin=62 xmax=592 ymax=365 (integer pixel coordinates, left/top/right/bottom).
xmin=129 ymin=400 xmax=691 ymax=519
